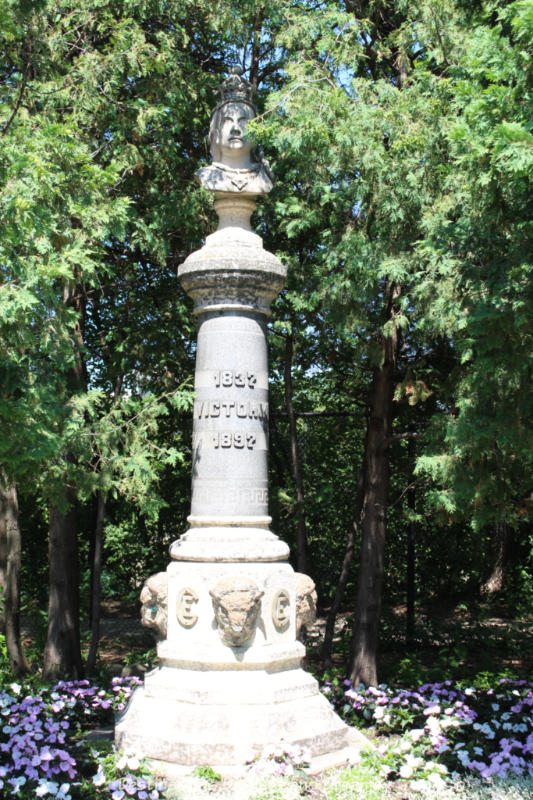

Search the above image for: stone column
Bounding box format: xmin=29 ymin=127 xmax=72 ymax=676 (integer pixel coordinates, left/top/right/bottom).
xmin=115 ymin=67 xmax=360 ymax=769
xmin=170 ymin=197 xmax=288 ymax=564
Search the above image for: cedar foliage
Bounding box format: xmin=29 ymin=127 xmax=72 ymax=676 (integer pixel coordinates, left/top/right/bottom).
xmin=0 ymin=0 xmax=532 ymax=680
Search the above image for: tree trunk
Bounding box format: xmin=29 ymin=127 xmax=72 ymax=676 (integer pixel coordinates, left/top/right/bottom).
xmin=322 ymin=465 xmax=365 ymax=668
xmin=481 ymin=522 xmax=510 ymax=595
xmin=249 ymin=9 xmax=265 ymax=90
xmin=284 ymin=333 xmax=309 ymax=574
xmin=86 ymin=491 xmax=105 ymax=675
xmin=43 ymin=496 xmax=83 ymax=680
xmin=0 ymin=484 xmax=5 ymax=634
xmin=406 ymin=427 xmax=416 ymax=647
xmin=349 ymin=283 xmax=400 ymax=687
xmin=0 ymin=476 xmax=28 ymax=676
xmin=42 ymin=281 xmax=87 ymax=680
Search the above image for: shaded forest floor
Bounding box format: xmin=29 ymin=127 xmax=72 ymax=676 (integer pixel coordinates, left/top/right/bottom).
xmin=81 ymin=598 xmax=533 ymax=684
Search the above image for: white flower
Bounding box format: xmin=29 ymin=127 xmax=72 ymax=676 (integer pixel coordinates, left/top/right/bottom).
xmin=399 ymin=764 xmax=413 ymax=778
xmin=426 ymin=772 xmax=445 ymax=788
xmin=410 ymin=728 xmax=425 ymax=742
xmin=92 ymin=771 xmax=106 ymax=787
xmin=127 ymin=756 xmax=140 ymax=770
xmin=425 ymin=716 xmax=441 ymax=734
xmin=117 ymin=755 xmax=128 ymax=770
xmin=36 ymin=782 xmax=57 ymax=797
xmin=9 ymin=683 xmax=21 ymax=695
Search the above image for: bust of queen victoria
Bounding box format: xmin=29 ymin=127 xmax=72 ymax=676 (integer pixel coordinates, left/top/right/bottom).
xmin=196 ymin=66 xmax=273 ymax=197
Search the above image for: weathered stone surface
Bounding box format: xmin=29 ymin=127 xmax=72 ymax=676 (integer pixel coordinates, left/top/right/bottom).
xmin=165 ymin=561 xmax=298 ymax=662
xmin=115 ymin=667 xmax=351 ymax=766
xmin=210 ymin=575 xmax=264 ymax=648
xmin=140 ymin=572 xmax=167 ymax=640
xmin=295 ymin=572 xmax=318 ymax=640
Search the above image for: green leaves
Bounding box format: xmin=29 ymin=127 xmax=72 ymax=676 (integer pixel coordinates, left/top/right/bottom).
xmin=0 ymin=0 xmax=234 ymax=513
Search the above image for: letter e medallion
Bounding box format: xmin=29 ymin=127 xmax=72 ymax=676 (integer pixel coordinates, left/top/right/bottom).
xmin=272 ymin=589 xmax=290 ymax=632
xmin=176 ymin=587 xmax=199 ymax=628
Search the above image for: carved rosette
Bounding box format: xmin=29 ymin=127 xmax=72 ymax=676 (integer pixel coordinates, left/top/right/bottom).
xmin=210 ymin=575 xmax=264 ymax=648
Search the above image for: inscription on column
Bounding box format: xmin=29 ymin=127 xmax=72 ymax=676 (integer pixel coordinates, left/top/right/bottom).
xmin=214 ymin=370 xmax=257 ymax=388
xmin=176 ymin=587 xmax=199 ymax=628
xmin=272 ymin=589 xmax=290 ymax=632
xmin=193 ymin=367 xmax=268 ymax=453
xmin=194 ymin=401 xmax=268 ymax=420
xmin=212 ymin=432 xmax=256 ymax=449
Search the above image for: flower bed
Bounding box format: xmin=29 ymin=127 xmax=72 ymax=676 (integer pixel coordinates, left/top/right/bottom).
xmin=0 ymin=676 xmax=165 ymax=799
xmin=323 ymin=677 xmax=533 ymax=790
xmin=1 ymin=673 xmax=532 ymax=798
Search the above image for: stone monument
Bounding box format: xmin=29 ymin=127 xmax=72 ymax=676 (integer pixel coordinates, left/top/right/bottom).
xmin=115 ymin=66 xmax=358 ymax=768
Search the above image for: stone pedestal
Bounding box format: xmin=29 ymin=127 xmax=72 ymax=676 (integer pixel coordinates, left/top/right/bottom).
xmin=115 ymin=196 xmax=356 ymax=767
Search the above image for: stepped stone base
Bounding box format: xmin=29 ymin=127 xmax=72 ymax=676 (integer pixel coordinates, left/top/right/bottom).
xmin=115 ymin=664 xmax=354 ymax=766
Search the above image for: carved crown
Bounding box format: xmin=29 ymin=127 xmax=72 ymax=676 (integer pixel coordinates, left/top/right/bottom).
xmin=214 ymin=65 xmax=255 ymax=111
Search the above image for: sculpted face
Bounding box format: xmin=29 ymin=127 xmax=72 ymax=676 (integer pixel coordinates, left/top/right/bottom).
xmin=210 ymin=576 xmax=264 ymax=648
xmin=139 ymin=572 xmax=168 ymax=640
xmin=216 ymin=102 xmax=254 ymax=162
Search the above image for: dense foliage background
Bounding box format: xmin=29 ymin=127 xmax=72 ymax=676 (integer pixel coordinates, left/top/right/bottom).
xmin=0 ymin=0 xmax=532 ymax=683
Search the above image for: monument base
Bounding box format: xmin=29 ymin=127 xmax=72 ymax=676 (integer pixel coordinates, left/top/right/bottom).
xmin=115 ymin=664 xmax=356 ymax=766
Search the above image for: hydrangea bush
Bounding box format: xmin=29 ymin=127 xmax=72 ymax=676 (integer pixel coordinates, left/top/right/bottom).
xmin=323 ymin=677 xmax=533 ymax=789
xmin=0 ymin=677 xmax=165 ymax=799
